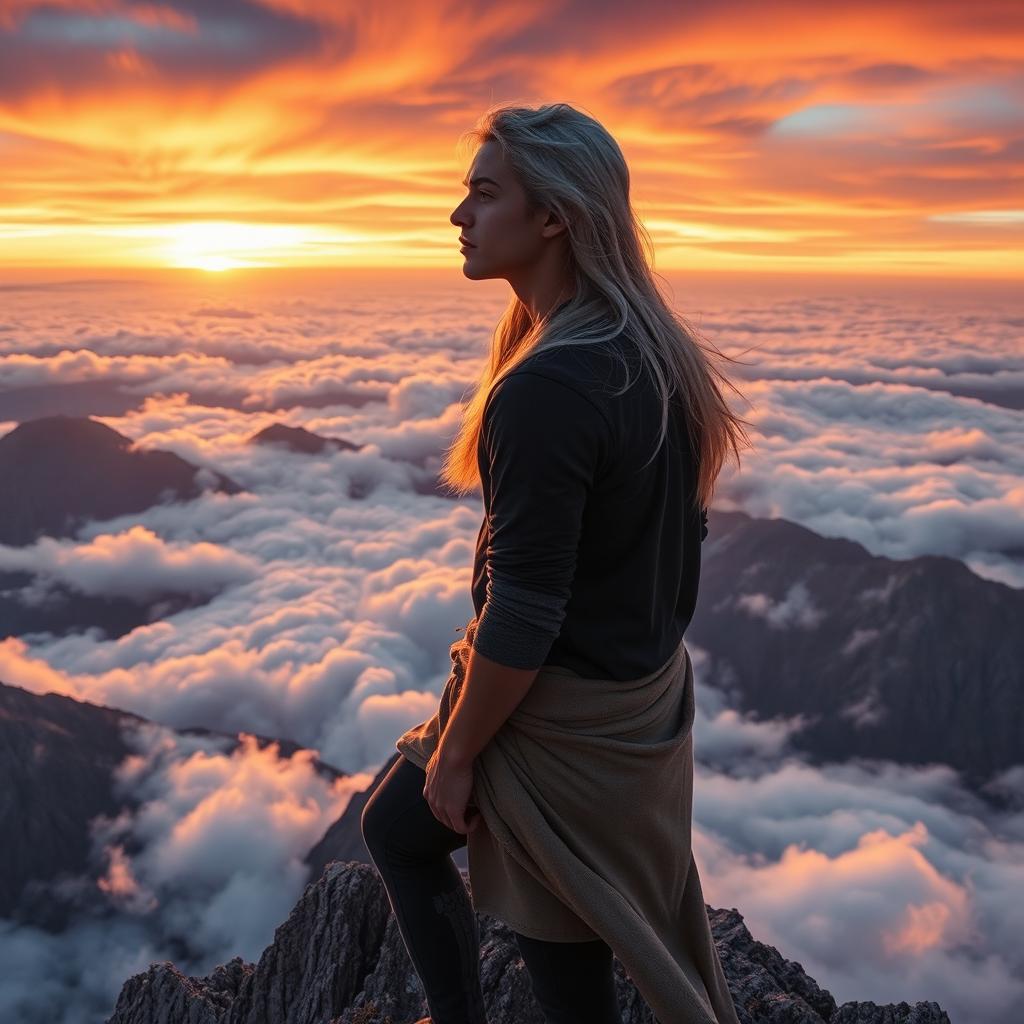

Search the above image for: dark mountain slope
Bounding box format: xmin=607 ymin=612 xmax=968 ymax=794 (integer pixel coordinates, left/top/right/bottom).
xmin=692 ymin=510 xmax=1023 ymax=787
xmin=0 ymin=415 xmax=242 ymax=547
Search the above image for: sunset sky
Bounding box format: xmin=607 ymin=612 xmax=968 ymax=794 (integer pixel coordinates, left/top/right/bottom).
xmin=1 ymin=0 xmax=1022 ymax=276
xmin=3 ymin=7 xmax=1024 ymax=1021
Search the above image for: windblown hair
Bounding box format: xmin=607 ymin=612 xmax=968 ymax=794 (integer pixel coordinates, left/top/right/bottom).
xmin=438 ymin=101 xmax=753 ymax=510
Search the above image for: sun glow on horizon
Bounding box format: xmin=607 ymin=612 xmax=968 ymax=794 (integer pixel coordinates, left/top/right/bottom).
xmin=161 ymin=222 xmax=310 ymax=271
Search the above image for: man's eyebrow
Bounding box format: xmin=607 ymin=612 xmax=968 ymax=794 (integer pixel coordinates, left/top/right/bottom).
xmin=461 ymin=175 xmax=502 ymax=189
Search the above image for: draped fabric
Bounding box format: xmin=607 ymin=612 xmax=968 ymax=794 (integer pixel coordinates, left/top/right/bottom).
xmin=395 ymin=617 xmax=740 ymax=1024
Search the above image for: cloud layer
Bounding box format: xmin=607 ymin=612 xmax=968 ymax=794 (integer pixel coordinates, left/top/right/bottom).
xmin=0 ymin=269 xmax=1020 ymax=1023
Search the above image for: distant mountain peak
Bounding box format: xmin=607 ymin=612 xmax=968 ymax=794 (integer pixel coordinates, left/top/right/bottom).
xmin=249 ymin=422 xmax=363 ymax=454
xmin=0 ymin=414 xmax=131 ymax=453
xmin=0 ymin=415 xmax=242 ymax=547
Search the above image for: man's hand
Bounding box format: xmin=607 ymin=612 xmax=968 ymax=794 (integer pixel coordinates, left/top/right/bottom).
xmin=423 ymin=747 xmax=481 ymax=835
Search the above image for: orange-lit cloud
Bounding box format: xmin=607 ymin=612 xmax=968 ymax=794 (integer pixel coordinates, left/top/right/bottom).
xmin=0 ymin=524 xmax=258 ymax=600
xmin=0 ymin=0 xmax=1021 ymax=274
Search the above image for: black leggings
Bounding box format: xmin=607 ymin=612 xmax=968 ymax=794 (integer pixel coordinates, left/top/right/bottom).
xmin=361 ymin=753 xmax=622 ymax=1024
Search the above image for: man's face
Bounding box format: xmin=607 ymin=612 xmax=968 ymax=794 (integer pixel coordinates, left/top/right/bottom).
xmin=449 ymin=139 xmax=549 ymax=281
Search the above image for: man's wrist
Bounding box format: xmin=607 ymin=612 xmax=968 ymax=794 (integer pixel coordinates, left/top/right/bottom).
xmin=437 ymin=736 xmax=476 ymax=770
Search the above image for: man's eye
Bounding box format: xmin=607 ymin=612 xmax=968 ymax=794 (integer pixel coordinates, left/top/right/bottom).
xmin=478 ymin=192 xmax=493 ymax=201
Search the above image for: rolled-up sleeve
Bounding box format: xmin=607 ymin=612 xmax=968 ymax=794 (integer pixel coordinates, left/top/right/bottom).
xmin=471 ymin=370 xmax=611 ymax=669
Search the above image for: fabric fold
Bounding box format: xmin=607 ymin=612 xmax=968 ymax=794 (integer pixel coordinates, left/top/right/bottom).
xmin=395 ymin=617 xmax=740 ymax=1024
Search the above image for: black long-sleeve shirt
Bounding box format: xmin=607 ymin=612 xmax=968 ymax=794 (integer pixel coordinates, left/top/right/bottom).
xmin=469 ymin=326 xmax=707 ymax=681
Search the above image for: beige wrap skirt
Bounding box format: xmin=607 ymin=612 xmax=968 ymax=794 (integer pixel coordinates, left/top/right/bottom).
xmin=395 ymin=616 xmax=740 ymax=1024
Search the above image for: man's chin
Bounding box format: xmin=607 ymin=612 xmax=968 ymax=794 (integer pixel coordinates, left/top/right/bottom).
xmin=460 ymin=260 xmax=493 ymax=281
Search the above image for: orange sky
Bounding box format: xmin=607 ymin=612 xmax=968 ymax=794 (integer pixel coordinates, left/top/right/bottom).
xmin=0 ymin=0 xmax=1021 ymax=277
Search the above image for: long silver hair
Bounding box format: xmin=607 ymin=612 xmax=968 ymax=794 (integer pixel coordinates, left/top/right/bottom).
xmin=439 ymin=101 xmax=753 ymax=509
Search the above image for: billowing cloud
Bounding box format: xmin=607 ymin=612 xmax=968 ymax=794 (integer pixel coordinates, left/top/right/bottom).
xmin=0 ymin=272 xmax=1020 ymax=1023
xmin=692 ymin=759 xmax=1024 ymax=1022
xmin=0 ymin=714 xmax=372 ymax=1022
xmin=0 ymin=525 xmax=258 ymax=601
xmin=95 ymin=720 xmax=365 ymax=961
xmin=3 ymin=646 xmax=1022 ymax=1024
xmin=714 ymin=375 xmax=1024 ymax=587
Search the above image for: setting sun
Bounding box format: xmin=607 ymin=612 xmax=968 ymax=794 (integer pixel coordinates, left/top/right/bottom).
xmin=162 ymin=221 xmax=309 ymax=271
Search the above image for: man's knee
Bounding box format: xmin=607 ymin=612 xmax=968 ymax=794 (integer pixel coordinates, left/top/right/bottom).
xmin=360 ymin=789 xmax=385 ymax=852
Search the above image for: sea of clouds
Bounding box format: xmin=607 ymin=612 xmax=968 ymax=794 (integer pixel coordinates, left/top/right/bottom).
xmin=0 ymin=269 xmax=1021 ymax=1024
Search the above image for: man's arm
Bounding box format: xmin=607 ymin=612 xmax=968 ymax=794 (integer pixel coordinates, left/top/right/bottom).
xmin=436 ymin=647 xmax=540 ymax=768
xmin=437 ymin=370 xmax=609 ymax=768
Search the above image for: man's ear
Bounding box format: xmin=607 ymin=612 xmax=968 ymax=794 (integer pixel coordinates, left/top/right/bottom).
xmin=540 ymin=210 xmax=568 ymax=239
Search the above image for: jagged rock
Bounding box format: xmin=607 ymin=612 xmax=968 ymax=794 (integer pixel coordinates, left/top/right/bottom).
xmin=105 ymin=955 xmax=252 ymax=1024
xmin=225 ymin=861 xmax=393 ymax=1024
xmin=107 ymin=860 xmax=951 ymax=1024
xmin=830 ymin=1003 xmax=950 ymax=1024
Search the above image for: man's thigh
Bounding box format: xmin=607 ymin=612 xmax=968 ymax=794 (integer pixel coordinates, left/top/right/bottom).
xmin=361 ymin=754 xmax=468 ymax=861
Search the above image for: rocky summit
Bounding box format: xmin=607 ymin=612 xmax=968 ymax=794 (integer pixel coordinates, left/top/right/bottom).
xmin=106 ymin=859 xmax=950 ymax=1024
